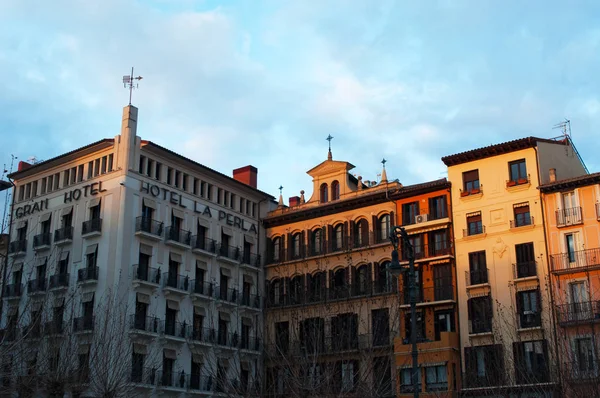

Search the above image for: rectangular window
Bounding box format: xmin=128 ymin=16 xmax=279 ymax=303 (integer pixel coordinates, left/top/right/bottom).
xmin=575 ymin=337 xmax=594 ymax=372
xmin=465 ymin=345 xmax=504 ymax=387
xmin=193 ymin=178 xmax=199 ymax=195
xmin=138 ymin=156 xmax=146 ymax=174
xmin=174 ymin=170 xmax=181 ymax=188
xmin=18 ymin=185 xmax=24 ymax=201
xmin=217 ymin=188 xmax=222 ymax=204
xmin=101 ymin=156 xmax=107 ymax=174
xmin=107 ymin=154 xmax=114 ymax=172
xmin=466 ymin=213 xmax=483 ymax=236
xmin=468 ymin=295 xmax=492 ymax=334
xmin=468 ymin=251 xmax=488 ymax=285
xmin=402 ymin=201 xmax=420 ymax=225
xmin=513 ymin=203 xmax=531 ymax=227
xmin=47 ymin=175 xmax=54 ymax=192
xmin=230 ymin=194 xmax=236 ymax=209
xmin=514 ymin=340 xmax=548 ymax=383
xmin=239 ymin=197 xmax=245 ymax=212
xmin=252 ymin=203 xmax=256 ymax=217
xmin=515 ymin=242 xmax=536 ymax=278
xmin=167 ymin=167 xmax=173 ymax=185
xmin=508 ymin=159 xmax=527 ymax=183
xmin=341 ymin=361 xmax=356 ymax=392
xmin=429 ymin=196 xmax=447 ymax=220
xmin=87 ymin=161 xmax=93 ymax=179
xmin=517 ymin=290 xmax=541 ymax=328
xmin=462 ymin=169 xmax=480 ymax=194
xmin=70 ymin=167 xmax=77 ymax=184
xmin=63 ymin=170 xmax=70 ymax=187
xmin=400 ymin=368 xmax=421 ymax=393
xmin=275 ymin=321 xmax=289 ymax=353
xmin=25 ymin=182 xmax=31 ymax=199
xmin=94 ymin=159 xmax=100 ymax=177
xmin=54 ymin=173 xmax=60 ymax=190
xmin=404 ymin=311 xmax=425 ymax=343
xmin=224 ymin=191 xmax=229 ymax=207
xmin=246 ymin=200 xmax=251 ymax=215
xmin=77 ymin=165 xmax=84 ymax=182
xmin=425 ymin=365 xmax=448 ymax=392
xmin=434 ymin=310 xmax=455 ymax=341
xmin=155 ymin=162 xmax=162 ymax=180
xmin=31 ymin=181 xmax=38 ymax=197
xmin=40 ymin=178 xmax=47 ymax=195
xmin=200 ymin=181 xmax=206 ymax=198
xmin=146 ymin=158 xmax=153 ymax=177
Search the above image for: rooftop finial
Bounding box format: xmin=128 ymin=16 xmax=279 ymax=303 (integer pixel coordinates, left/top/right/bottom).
xmin=326 ymin=134 xmax=334 ymax=160
xmin=278 ymin=185 xmax=284 ymax=206
xmin=123 ymin=67 xmax=143 ymax=105
xmin=380 ymin=158 xmax=388 ymax=183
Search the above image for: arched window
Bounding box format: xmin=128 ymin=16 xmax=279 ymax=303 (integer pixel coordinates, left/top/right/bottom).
xmin=311 ymin=229 xmax=322 ymax=256
xmin=354 ymin=219 xmax=369 ymax=247
xmin=290 ymin=275 xmax=304 ymax=305
xmin=308 ymin=272 xmax=326 ymax=302
xmin=334 ymin=224 xmax=344 ymax=251
xmin=379 ymin=214 xmax=390 ymax=242
xmin=375 ymin=261 xmax=391 ymax=293
xmin=292 ymin=233 xmax=302 ymax=258
xmin=270 ymin=278 xmax=282 ymax=306
xmin=331 ymin=180 xmax=340 ymax=201
xmin=332 ymin=268 xmax=348 ymax=298
xmin=356 ymin=265 xmax=369 ymax=295
xmin=273 ymin=237 xmax=281 ymax=262
xmin=320 ymin=183 xmax=329 ymax=203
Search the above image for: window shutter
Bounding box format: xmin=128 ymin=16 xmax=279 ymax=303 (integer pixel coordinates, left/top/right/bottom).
xmin=300 ymin=230 xmax=306 ymax=258
xmin=286 ymin=233 xmax=292 ymax=261
xmin=301 ymin=274 xmax=307 ymax=302
xmin=343 ymin=221 xmax=349 ymax=249
xmin=349 ymin=220 xmax=355 ymax=249
xmin=516 ymin=292 xmax=522 ymax=315
xmin=389 ymin=211 xmax=395 ymax=228
xmin=512 ymin=342 xmax=522 ymax=383
xmin=372 ymin=215 xmax=378 ymax=234
xmin=467 ymin=298 xmax=473 ymax=320
xmin=327 ymin=225 xmax=333 ymax=253
xmin=361 ymin=220 xmax=369 ymax=246
xmin=535 ymin=289 xmax=542 ymax=312
xmin=280 ymin=235 xmax=286 ymax=262
xmin=321 ymin=226 xmax=327 ymax=253
xmin=329 ymin=270 xmax=334 ymax=289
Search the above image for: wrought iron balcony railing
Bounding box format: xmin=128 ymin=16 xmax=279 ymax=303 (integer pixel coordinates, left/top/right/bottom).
xmin=73 ymin=316 xmax=94 ymax=332
xmin=465 ymin=269 xmax=489 ymax=286
xmin=54 ymin=226 xmax=74 ymax=242
xmin=191 ymin=236 xmax=217 ymax=253
xmin=33 ymin=233 xmax=51 ymax=248
xmin=82 ymin=218 xmax=102 ymax=235
xmin=8 ymin=240 xmax=27 ymax=254
xmin=550 ymin=247 xmax=600 ymax=273
xmin=165 ymin=226 xmax=191 ymax=245
xmin=133 ymin=264 xmax=160 ymax=284
xmin=49 ymin=273 xmax=69 ymax=289
xmin=513 ymin=261 xmax=537 ymax=279
xmin=556 ymin=207 xmax=583 ymax=226
xmin=135 ymin=216 xmax=163 ymax=236
xmin=77 ymin=266 xmax=99 ymax=283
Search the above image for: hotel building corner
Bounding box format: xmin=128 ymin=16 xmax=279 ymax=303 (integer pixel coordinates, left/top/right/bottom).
xmin=2 ymin=105 xmax=274 ymax=396
xmin=442 ymin=136 xmax=587 ymax=397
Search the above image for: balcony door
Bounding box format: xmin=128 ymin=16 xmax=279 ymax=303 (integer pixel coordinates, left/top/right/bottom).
xmin=565 ymin=232 xmax=583 ymax=269
xmin=433 ymin=264 xmax=452 ymax=301
xmin=561 ymin=191 xmax=581 ymax=224
xmin=569 ymin=281 xmax=590 ymax=321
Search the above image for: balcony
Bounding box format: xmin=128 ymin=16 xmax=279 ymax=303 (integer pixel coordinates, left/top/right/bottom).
xmin=216 ymin=331 xmax=240 ymax=349
xmin=550 ymin=247 xmax=600 ymax=274
xmin=82 ymin=218 xmax=102 ymax=237
xmin=563 ymin=360 xmax=600 ymax=382
xmin=8 ymin=239 xmax=27 ymax=255
xmin=165 ymin=226 xmax=191 ymax=249
xmin=77 ymin=266 xmax=99 ymax=285
xmin=191 ymin=235 xmax=217 ymax=256
xmin=157 ymin=369 xmax=186 ymax=390
xmin=218 ymin=244 xmax=241 ymax=263
xmin=518 ymin=311 xmax=542 ymax=329
xmin=396 ymin=331 xmax=458 ymax=355
xmin=49 ymin=273 xmax=69 ymax=290
xmin=469 ymin=318 xmax=493 ymax=335
xmin=54 ymin=226 xmax=74 ymax=245
xmin=187 ymin=374 xmax=213 ymax=393
xmin=44 ymin=320 xmax=64 ymax=336
xmin=400 ymin=284 xmax=455 ymax=306
xmin=506 ymin=176 xmax=530 ymax=188
xmin=129 ymin=314 xmax=160 ymax=340
xmin=135 ymin=216 xmax=163 ymax=241
xmin=160 ymin=320 xmax=188 ymax=342
xmin=240 ymin=335 xmax=261 ymax=352
xmin=27 ymin=278 xmax=47 ymax=295
xmin=556 ymin=301 xmax=600 ymax=326
xmin=130 ymin=366 xmax=158 ymax=387
xmin=162 ymin=273 xmax=189 ymax=299
xmin=33 ymin=233 xmax=51 ymax=250
xmin=190 ymin=280 xmax=214 ymax=303
xmin=556 ymin=207 xmax=583 ymax=227
xmin=513 ymin=261 xmax=537 ymax=280
xmin=22 ymin=323 xmax=43 ymax=340
xmin=3 ymin=283 xmax=23 ymax=299
xmin=463 ymin=225 xmax=485 ymax=238
xmin=241 ymin=252 xmax=261 ymax=269
xmin=400 ymin=241 xmax=453 ymax=262
xmin=240 ymin=293 xmax=262 ymax=311
xmin=465 ymin=269 xmax=489 ymax=287
xmin=460 ymin=187 xmax=483 ymax=198
xmin=290 ymin=333 xmax=391 ymax=356
xmin=510 ymin=216 xmax=535 ymax=229
xmin=73 ymin=316 xmax=94 ymax=333
xmin=216 ymin=287 xmax=239 ymax=307
xmin=188 ymin=327 xmax=217 ymax=347
xmin=132 ymin=265 xmax=160 ymax=293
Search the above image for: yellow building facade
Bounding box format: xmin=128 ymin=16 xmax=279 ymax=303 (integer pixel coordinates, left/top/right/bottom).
xmin=442 ymin=136 xmax=586 ymax=397
xmin=540 ymin=172 xmax=600 ymax=396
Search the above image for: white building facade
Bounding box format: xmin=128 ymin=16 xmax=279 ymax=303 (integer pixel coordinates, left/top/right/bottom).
xmin=1 ymin=105 xmax=274 ymax=397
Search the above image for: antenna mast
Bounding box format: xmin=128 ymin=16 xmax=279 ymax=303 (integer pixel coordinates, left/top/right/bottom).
xmin=552 ymin=118 xmax=571 ymax=139
xmin=123 ymin=67 xmax=143 ymax=105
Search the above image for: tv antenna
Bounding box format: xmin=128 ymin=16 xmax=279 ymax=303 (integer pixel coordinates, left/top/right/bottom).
xmin=123 ymin=67 xmax=143 ymax=105
xmin=553 ymin=118 xmax=571 ymax=139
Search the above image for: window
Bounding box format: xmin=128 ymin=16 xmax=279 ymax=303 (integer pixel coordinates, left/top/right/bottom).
xmin=341 ymin=361 xmax=357 ymax=392
xmin=466 ymin=213 xmax=483 ymax=236
xmin=463 ymin=169 xmax=480 ymax=194
xmin=558 ymin=191 xmax=582 ymax=225
xmin=468 ymin=295 xmax=492 ymax=334
xmin=575 ymin=337 xmax=595 ymax=373
xmin=63 ymin=170 xmax=70 ymax=187
xmin=86 ymin=246 xmax=98 ymax=269
xmin=331 ymin=180 xmax=340 ymax=200
xmin=354 ymin=219 xmax=369 ymax=247
xmin=426 ymin=365 xmax=448 ymax=392
xmin=331 ymin=313 xmax=358 ymax=350
xmin=429 ymin=196 xmax=447 ymax=220
xmin=31 ymin=180 xmax=38 ymax=197
xmin=464 ymin=345 xmax=504 ymax=387
xmin=400 ymin=368 xmax=421 ymax=393
xmin=508 ymin=159 xmax=527 ymax=183
xmin=292 ymin=233 xmax=302 ymax=259
xmin=429 ymin=230 xmax=449 ymax=256
xmin=331 ymin=268 xmax=348 ymax=298
xmin=378 ymin=214 xmax=390 ymax=242
xmin=94 ymin=159 xmax=100 ymax=177
xmin=468 ymin=251 xmax=488 ymax=285
xmin=269 ymin=279 xmax=283 ymax=306
xmin=514 ymin=340 xmax=548 ymax=383
xmin=356 ymin=265 xmax=370 ymax=296
xmin=275 ymin=322 xmax=289 ymax=353
xmin=434 ymin=310 xmax=455 ymax=341
xmin=174 ymin=170 xmax=181 ymax=188
xmin=90 ymin=201 xmax=101 ymax=220
xmin=517 ymin=290 xmax=541 ymax=328
xmin=77 ymin=165 xmax=84 ymax=182
xmin=333 ymin=224 xmax=344 ymax=251
xmin=167 ymin=167 xmax=173 ymax=185
xmin=87 ymin=162 xmax=93 ymax=179
xmin=155 ymin=162 xmax=162 ymax=180
xmin=403 ymin=311 xmax=425 ymax=344
xmin=311 ymin=229 xmax=322 ymax=256
xmin=402 ymin=202 xmax=419 ymax=225
xmin=320 ymin=183 xmax=328 ymax=203
xmin=515 ymin=243 xmax=536 ymax=278
xmin=300 ymin=318 xmax=324 ymax=353
xmin=565 ymin=232 xmax=582 ymax=266
xmin=371 ymin=308 xmax=389 ymax=346
xmin=16 ymin=222 xmax=27 ymax=241
xmin=53 ymin=173 xmax=60 ymax=190
xmin=138 ymin=156 xmax=146 ymax=174
xmin=47 ymin=175 xmax=54 ymax=192
xmin=272 ymin=237 xmax=281 ymax=262
xmin=513 ymin=203 xmax=531 ymax=227
xmin=308 ymin=272 xmax=325 ymax=302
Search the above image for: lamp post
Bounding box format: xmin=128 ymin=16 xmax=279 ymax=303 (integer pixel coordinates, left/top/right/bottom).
xmin=389 ymin=226 xmax=419 ymax=398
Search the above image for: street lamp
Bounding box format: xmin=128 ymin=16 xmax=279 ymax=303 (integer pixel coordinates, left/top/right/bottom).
xmin=389 ymin=226 xmax=419 ymax=398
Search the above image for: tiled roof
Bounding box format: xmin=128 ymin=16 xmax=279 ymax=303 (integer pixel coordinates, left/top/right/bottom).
xmin=441 ymin=136 xmax=568 ymax=166
xmin=538 ymin=172 xmax=600 ymax=193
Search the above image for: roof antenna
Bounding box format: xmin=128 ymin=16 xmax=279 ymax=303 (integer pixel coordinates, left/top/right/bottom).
xmin=552 ymin=118 xmax=571 ymax=139
xmin=123 ymin=67 xmax=143 ymax=105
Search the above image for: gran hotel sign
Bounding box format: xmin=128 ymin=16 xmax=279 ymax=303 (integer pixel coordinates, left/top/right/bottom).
xmin=140 ymin=181 xmax=257 ymax=234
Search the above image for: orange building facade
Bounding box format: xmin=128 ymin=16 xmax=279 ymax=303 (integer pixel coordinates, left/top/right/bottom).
xmin=391 ymin=180 xmax=460 ymax=397
xmin=540 ymin=172 xmax=600 ymax=396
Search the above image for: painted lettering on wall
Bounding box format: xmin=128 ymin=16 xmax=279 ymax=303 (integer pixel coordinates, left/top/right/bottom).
xmin=140 ymin=181 xmax=257 ymax=233
xmin=64 ymin=182 xmax=107 ymax=203
xmin=14 ymin=198 xmax=49 ymax=219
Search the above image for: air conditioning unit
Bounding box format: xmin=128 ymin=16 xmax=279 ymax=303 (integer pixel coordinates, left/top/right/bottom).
xmin=415 ymin=214 xmax=429 ymax=224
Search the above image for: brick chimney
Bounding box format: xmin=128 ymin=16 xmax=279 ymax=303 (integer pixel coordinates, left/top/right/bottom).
xmin=549 ymin=168 xmax=557 ymax=182
xmin=289 ymin=196 xmax=300 ymax=207
xmin=233 ymin=165 xmax=258 ymax=189
xmin=18 ymin=161 xmax=32 ymax=172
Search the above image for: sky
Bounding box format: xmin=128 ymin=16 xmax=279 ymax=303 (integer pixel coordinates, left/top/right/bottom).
xmin=1 ymin=0 xmax=599 ymax=208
